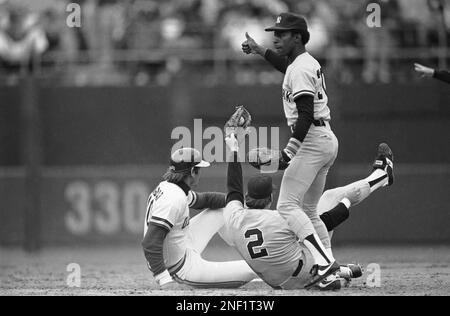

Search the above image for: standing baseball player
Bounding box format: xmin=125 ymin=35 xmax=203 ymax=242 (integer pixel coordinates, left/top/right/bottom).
xmin=225 ymin=133 xmax=395 ymax=290
xmin=141 ymin=147 xmax=257 ymax=289
xmin=243 ymin=13 xmax=339 ymax=276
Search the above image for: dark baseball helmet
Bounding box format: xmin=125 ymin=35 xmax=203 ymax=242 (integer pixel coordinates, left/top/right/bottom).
xmin=169 ymin=148 xmax=210 ymax=173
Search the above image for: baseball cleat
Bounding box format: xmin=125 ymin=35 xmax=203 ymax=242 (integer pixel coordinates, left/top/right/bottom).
xmin=305 ymin=261 xmax=341 ymax=290
xmin=312 ymin=274 xmax=345 ymax=291
xmin=372 ymin=143 xmax=394 ymax=186
xmin=338 ymin=264 xmax=363 ymax=280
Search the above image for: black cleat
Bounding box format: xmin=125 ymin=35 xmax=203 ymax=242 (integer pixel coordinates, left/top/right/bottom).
xmin=372 ymin=143 xmax=394 ymax=186
xmin=338 ymin=264 xmax=363 ymax=280
xmin=305 ymin=261 xmax=341 ymax=290
xmin=312 ymin=274 xmax=346 ymax=291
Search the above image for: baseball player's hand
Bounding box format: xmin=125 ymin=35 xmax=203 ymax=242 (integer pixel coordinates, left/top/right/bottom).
xmin=248 ymin=147 xmax=290 ymax=171
xmin=414 ymin=63 xmax=435 ymax=78
xmin=242 ymin=32 xmax=266 ymax=56
xmin=279 ymin=150 xmax=291 ymax=170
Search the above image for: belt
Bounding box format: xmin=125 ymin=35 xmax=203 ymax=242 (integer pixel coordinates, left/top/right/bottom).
xmin=292 ymin=259 xmax=304 ymax=277
xmin=312 ymin=119 xmax=327 ymax=127
xmin=290 ymin=119 xmax=328 ymax=133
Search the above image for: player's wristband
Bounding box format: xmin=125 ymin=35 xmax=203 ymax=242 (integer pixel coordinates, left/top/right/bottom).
xmin=284 ymin=138 xmax=302 ymax=160
xmin=155 ymin=270 xmax=173 ymax=286
xmin=226 ymin=134 xmax=239 ymax=153
xmin=340 ymin=198 xmax=351 ymax=209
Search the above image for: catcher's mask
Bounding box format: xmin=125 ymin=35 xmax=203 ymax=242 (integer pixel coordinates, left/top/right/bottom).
xmin=169 ymin=148 xmax=210 ymax=174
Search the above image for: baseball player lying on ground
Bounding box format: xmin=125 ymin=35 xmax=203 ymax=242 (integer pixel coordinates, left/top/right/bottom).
xmin=141 ymin=147 xmax=258 ymax=290
xmin=222 ymin=132 xmax=394 ymax=290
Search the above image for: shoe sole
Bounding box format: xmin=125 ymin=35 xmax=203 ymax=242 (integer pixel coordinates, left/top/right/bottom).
xmin=374 ymin=143 xmax=394 ymax=186
xmin=314 ymin=279 xmax=342 ymax=291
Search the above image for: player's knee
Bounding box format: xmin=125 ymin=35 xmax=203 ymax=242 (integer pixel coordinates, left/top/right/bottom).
xmin=277 ymin=200 xmax=301 ymax=212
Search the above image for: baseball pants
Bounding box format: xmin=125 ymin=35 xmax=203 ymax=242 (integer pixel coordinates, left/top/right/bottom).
xmin=277 ymin=123 xmax=339 ymax=249
xmin=172 ymin=208 xmax=257 ymax=288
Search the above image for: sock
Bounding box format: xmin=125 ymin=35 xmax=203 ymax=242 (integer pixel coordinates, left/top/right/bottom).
xmin=304 ymin=233 xmax=333 ymax=266
xmin=365 ymin=169 xmax=388 ymax=193
xmin=326 ymin=247 xmax=334 ymax=261
xmin=320 ymin=202 xmax=350 ymax=232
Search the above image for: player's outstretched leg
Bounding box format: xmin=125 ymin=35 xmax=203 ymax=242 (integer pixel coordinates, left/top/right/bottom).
xmin=317 ymin=143 xmax=395 ymax=234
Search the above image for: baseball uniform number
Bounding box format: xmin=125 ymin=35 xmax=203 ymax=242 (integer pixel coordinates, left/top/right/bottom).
xmin=245 ymin=229 xmax=268 ymax=259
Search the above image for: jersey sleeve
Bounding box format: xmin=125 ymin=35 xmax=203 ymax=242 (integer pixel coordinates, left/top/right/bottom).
xmin=148 ymin=196 xmax=183 ymax=231
xmin=187 ymin=191 xmax=196 ymax=207
xmin=290 ymin=67 xmax=316 ymax=100
xmin=188 ymin=191 xmax=227 ymax=210
xmin=434 ymin=69 xmax=450 ymax=84
xmin=224 ymin=200 xmax=245 ymax=229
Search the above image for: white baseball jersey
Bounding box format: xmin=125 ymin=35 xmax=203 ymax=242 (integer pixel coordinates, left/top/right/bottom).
xmin=282 ymin=52 xmax=331 ymax=127
xmin=224 ymin=201 xmax=308 ymax=288
xmin=144 ymin=181 xmax=191 ymax=270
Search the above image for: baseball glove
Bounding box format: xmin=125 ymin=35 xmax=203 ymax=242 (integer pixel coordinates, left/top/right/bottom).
xmin=248 ymin=147 xmax=290 ymax=171
xmin=224 ymin=105 xmax=252 ymax=138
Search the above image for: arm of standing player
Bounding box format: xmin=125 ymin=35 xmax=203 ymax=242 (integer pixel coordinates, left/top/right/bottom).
xmin=281 ymin=95 xmax=315 ymax=163
xmin=242 ymin=32 xmax=289 ymax=74
xmin=188 ymin=191 xmax=226 ymax=210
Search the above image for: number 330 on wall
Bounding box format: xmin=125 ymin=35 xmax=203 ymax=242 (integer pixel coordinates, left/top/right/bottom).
xmin=64 ymin=181 xmax=149 ymax=235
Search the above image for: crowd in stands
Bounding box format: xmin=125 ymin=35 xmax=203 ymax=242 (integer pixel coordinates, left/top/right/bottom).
xmin=0 ymin=0 xmax=448 ymax=85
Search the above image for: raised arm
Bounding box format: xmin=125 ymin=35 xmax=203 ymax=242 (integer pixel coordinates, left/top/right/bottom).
xmin=225 ymin=135 xmax=244 ymax=205
xmin=242 ymin=32 xmax=289 ymax=74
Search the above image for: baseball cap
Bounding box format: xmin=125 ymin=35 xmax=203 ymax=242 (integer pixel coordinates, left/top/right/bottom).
xmin=247 ymin=175 xmax=274 ymax=199
xmin=169 ymin=148 xmax=210 ymax=173
xmin=265 ymin=12 xmax=308 ymax=32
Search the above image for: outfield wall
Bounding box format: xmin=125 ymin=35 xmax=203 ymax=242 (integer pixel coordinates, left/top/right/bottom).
xmin=1 ymin=164 xmax=450 ymax=246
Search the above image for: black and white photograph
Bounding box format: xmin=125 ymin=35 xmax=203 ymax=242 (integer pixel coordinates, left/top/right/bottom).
xmin=0 ymin=0 xmax=449 ymax=300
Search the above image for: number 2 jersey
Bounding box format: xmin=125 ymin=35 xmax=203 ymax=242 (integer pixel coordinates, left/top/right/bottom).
xmin=224 ymin=200 xmax=308 ymax=288
xmin=282 ymin=52 xmax=330 ymax=127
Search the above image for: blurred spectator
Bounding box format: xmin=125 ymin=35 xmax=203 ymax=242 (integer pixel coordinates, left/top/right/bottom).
xmin=358 ymin=0 xmax=401 ymax=83
xmin=0 ymin=0 xmax=448 ymax=85
xmin=219 ymin=3 xmax=273 ymax=53
xmin=287 ymin=0 xmax=332 ymax=56
xmin=0 ymin=5 xmax=48 ymax=83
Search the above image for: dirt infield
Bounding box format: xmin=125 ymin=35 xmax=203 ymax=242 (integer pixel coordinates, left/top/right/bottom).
xmin=1 ymin=245 xmax=449 ymax=296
